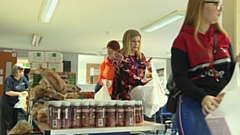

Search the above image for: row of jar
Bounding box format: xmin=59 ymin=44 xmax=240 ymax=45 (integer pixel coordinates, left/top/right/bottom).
xmin=47 ymin=99 xmax=144 ymax=129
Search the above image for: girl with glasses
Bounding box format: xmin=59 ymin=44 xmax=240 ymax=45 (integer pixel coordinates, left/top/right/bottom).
xmin=171 ymin=0 xmax=240 ymax=135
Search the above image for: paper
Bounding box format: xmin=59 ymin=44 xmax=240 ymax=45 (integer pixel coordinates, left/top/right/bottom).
xmin=0 ymin=76 xmax=3 ymax=85
xmin=0 ymin=69 xmax=3 ymax=75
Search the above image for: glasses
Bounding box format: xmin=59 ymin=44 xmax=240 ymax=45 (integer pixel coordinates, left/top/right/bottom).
xmin=204 ymin=1 xmax=223 ymax=10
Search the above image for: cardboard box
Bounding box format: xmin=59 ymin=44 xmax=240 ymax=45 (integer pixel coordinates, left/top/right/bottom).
xmin=28 ymin=52 xmax=45 ymax=62
xmin=47 ymin=62 xmax=63 ymax=72
xmin=45 ymin=52 xmax=63 ymax=62
xmin=78 ymin=92 xmax=94 ymax=99
xmin=30 ymin=62 xmax=48 ymax=69
xmin=56 ymin=72 xmax=76 ymax=85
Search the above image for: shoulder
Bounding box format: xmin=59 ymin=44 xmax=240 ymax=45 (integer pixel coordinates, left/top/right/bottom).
xmin=216 ymin=32 xmax=231 ymax=45
xmin=172 ymin=33 xmax=192 ymax=53
xmin=5 ymin=75 xmax=14 ymax=82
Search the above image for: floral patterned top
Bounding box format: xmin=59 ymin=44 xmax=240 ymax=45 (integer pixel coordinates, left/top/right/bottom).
xmin=112 ymin=52 xmax=151 ymax=100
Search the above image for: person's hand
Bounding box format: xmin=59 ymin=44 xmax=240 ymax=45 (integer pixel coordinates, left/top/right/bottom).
xmin=235 ymin=53 xmax=240 ymax=64
xmin=201 ymin=95 xmax=221 ymax=115
xmin=20 ymin=91 xmax=28 ymax=96
xmin=146 ymin=57 xmax=152 ymax=69
xmin=106 ymin=80 xmax=112 ymax=88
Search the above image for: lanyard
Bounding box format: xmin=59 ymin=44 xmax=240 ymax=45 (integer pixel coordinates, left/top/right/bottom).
xmin=128 ymin=55 xmax=138 ymax=75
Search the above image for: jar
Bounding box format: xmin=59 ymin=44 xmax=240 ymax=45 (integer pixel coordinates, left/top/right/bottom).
xmin=81 ymin=100 xmax=90 ymax=127
xmin=124 ymin=101 xmax=134 ymax=126
xmin=47 ymin=101 xmax=53 ymax=125
xmin=89 ymin=100 xmax=96 ymax=127
xmin=102 ymin=101 xmax=108 ymax=127
xmin=138 ymin=101 xmax=143 ymax=122
xmin=71 ymin=101 xmax=81 ymax=128
xmin=107 ymin=100 xmax=116 ymax=127
xmin=135 ymin=101 xmax=141 ymax=123
xmin=51 ymin=101 xmax=62 ymax=129
xmin=95 ymin=101 xmax=105 ymax=127
xmin=61 ymin=101 xmax=71 ymax=129
xmin=130 ymin=100 xmax=136 ymax=125
xmin=116 ymin=101 xmax=125 ymax=127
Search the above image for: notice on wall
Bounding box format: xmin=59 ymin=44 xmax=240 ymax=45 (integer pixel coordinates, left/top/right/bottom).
xmin=0 ymin=76 xmax=3 ymax=85
xmin=0 ymin=69 xmax=3 ymax=75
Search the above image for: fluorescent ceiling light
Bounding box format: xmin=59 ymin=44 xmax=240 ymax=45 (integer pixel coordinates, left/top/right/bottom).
xmin=39 ymin=0 xmax=59 ymax=23
xmin=141 ymin=10 xmax=185 ymax=32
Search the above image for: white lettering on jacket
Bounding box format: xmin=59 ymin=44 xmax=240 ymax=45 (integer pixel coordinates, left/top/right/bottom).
xmin=200 ymin=69 xmax=225 ymax=78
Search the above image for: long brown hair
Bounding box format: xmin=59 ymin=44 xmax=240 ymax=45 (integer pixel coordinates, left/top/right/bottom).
xmin=121 ymin=29 xmax=142 ymax=59
xmin=183 ymin=0 xmax=227 ymax=51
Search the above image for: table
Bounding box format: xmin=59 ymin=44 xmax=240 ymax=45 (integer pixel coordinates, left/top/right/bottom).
xmin=34 ymin=120 xmax=165 ymax=135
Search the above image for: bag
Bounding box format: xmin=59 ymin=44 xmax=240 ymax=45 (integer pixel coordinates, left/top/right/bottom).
xmin=94 ymin=80 xmax=111 ymax=100
xmin=130 ymin=64 xmax=167 ymax=118
xmin=166 ymin=87 xmax=181 ymax=113
xmin=94 ymin=82 xmax=102 ymax=93
xmin=205 ymin=64 xmax=240 ymax=135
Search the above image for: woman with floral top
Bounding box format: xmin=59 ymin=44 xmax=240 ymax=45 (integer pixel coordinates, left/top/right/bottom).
xmin=112 ymin=29 xmax=152 ymax=100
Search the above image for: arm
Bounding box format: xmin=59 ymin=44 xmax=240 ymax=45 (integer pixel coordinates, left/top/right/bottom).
xmin=6 ymin=91 xmax=21 ymax=96
xmin=166 ymin=74 xmax=174 ymax=91
xmin=4 ymin=77 xmax=26 ymax=96
xmin=98 ymin=61 xmax=105 ymax=86
xmin=171 ymin=36 xmax=208 ymax=103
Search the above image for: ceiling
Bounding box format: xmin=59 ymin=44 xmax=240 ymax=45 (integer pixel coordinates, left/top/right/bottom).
xmin=0 ymin=0 xmax=188 ymax=58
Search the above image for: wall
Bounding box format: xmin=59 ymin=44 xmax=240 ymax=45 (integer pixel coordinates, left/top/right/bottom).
xmin=222 ymin=0 xmax=240 ymax=55
xmin=0 ymin=48 xmax=78 ymax=73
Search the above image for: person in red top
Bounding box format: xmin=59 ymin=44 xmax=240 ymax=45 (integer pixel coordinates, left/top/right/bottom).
xmin=171 ymin=0 xmax=240 ymax=135
xmin=112 ymin=29 xmax=152 ymax=100
xmin=96 ymin=40 xmax=120 ymax=95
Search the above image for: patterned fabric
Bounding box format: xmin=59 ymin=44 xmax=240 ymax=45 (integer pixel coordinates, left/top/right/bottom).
xmin=112 ymin=52 xmax=150 ymax=100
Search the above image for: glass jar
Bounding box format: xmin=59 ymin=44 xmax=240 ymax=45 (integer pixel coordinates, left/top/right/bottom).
xmin=51 ymin=101 xmax=62 ymax=129
xmin=61 ymin=101 xmax=71 ymax=129
xmin=116 ymin=101 xmax=125 ymax=127
xmin=107 ymin=100 xmax=116 ymax=127
xmin=124 ymin=101 xmax=134 ymax=126
xmin=71 ymin=100 xmax=81 ymax=128
xmin=89 ymin=100 xmax=96 ymax=127
xmin=81 ymin=100 xmax=90 ymax=127
xmin=95 ymin=101 xmax=105 ymax=127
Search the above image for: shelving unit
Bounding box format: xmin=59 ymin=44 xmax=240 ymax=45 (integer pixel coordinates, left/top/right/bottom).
xmin=34 ymin=120 xmax=165 ymax=135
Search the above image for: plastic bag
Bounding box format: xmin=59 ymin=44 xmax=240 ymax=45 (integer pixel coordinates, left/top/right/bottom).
xmin=130 ymin=63 xmax=167 ymax=117
xmin=14 ymin=92 xmax=28 ymax=108
xmin=94 ymin=80 xmax=111 ymax=100
xmin=8 ymin=120 xmax=33 ymax=135
xmin=205 ymin=64 xmax=240 ymax=135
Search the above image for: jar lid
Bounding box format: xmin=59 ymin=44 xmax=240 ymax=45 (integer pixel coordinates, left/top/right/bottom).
xmin=81 ymin=100 xmax=89 ymax=106
xmin=116 ymin=100 xmax=124 ymax=106
xmin=89 ymin=100 xmax=95 ymax=106
xmin=137 ymin=100 xmax=143 ymax=105
xmin=124 ymin=101 xmax=132 ymax=106
xmin=108 ymin=101 xmax=116 ymax=106
xmin=130 ymin=100 xmax=135 ymax=106
xmin=95 ymin=101 xmax=104 ymax=106
xmin=62 ymin=101 xmax=71 ymax=106
xmin=71 ymin=101 xmax=80 ymax=106
xmin=51 ymin=101 xmax=62 ymax=107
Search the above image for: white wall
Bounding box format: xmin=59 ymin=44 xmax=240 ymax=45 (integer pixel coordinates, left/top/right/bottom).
xmin=78 ymin=55 xmax=104 ymax=84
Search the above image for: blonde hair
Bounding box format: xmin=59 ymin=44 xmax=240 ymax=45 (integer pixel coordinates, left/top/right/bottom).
xmin=121 ymin=29 xmax=142 ymax=59
xmin=183 ymin=0 xmax=227 ymax=52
